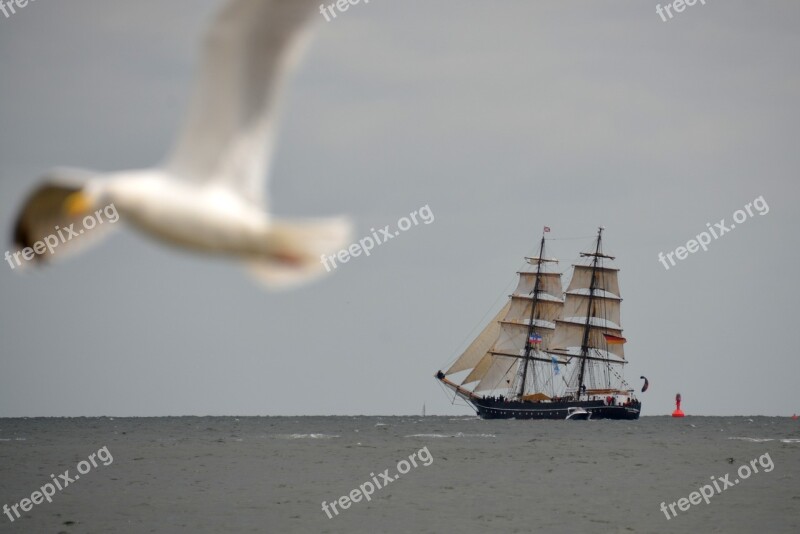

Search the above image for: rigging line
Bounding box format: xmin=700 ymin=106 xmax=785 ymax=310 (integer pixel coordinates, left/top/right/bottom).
xmin=608 ymin=365 xmax=631 ymax=390
xmin=437 ymin=380 xmax=469 ymax=407
xmin=545 ymin=235 xmax=596 ymax=241
xmin=440 ymin=265 xmax=523 ymax=369
xmin=558 ymin=254 xmax=595 ymax=274
xmin=483 ymin=358 xmax=519 ymax=395
xmin=436 ymin=382 xmax=455 ymax=405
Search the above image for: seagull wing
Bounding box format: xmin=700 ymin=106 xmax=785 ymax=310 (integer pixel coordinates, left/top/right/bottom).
xmin=165 ymin=0 xmax=320 ymax=207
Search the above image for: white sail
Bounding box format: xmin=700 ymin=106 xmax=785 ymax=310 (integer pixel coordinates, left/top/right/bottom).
xmin=547 ymin=320 xmax=625 ymax=359
xmin=514 ymin=271 xmax=563 ymax=300
xmin=473 ymin=356 xmax=518 ymax=392
xmin=463 ymin=321 xmax=540 ymax=385
xmin=494 ymin=321 xmax=555 ymax=353
xmin=462 ymin=353 xmax=492 ymax=384
xmin=435 ymin=227 xmax=639 ymax=416
xmin=505 ymin=296 xmax=563 ymax=325
xmin=562 ymin=292 xmax=621 ymax=327
xmin=445 ymin=301 xmax=511 ymax=376
xmin=567 ymin=265 xmax=620 ymax=297
xmin=448 ymin=268 xmax=563 ymax=389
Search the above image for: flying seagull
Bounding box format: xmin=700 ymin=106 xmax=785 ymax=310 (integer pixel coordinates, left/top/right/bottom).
xmin=11 ymin=0 xmax=351 ymax=288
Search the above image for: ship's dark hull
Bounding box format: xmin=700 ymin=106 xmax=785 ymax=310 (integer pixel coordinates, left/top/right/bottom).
xmin=472 ymin=399 xmax=640 ymax=420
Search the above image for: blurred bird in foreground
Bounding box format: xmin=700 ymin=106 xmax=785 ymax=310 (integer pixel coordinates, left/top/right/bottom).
xmin=11 ymin=0 xmax=351 ymax=288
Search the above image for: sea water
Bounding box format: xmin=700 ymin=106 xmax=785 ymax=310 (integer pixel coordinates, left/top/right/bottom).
xmin=0 ymin=416 xmax=797 ymax=533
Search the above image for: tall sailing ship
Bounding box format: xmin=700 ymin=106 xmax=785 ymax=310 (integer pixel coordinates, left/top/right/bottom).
xmin=435 ymin=227 xmax=642 ymax=420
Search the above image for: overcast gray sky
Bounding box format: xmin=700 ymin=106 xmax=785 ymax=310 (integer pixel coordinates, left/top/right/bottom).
xmin=1 ymin=1 xmax=797 ymax=417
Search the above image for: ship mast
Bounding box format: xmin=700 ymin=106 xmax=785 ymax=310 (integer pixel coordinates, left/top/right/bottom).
xmin=576 ymin=227 xmax=605 ymax=399
xmin=437 ymin=228 xmax=563 ymax=400
xmin=517 ymin=232 xmax=547 ymax=399
xmin=436 ymin=226 xmax=637 ymax=419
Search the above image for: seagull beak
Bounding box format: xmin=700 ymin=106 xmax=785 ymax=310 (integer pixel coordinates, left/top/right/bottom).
xmin=64 ymin=192 xmax=91 ymax=216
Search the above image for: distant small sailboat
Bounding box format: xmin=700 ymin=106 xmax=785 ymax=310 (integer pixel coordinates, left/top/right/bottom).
xmin=422 ymin=403 xmax=426 ymax=417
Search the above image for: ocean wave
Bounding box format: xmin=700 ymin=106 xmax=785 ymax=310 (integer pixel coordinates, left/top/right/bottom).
xmin=405 ymin=432 xmax=496 ymax=438
xmin=275 ymin=433 xmax=340 ymax=439
xmin=729 ymin=437 xmax=800 ymax=443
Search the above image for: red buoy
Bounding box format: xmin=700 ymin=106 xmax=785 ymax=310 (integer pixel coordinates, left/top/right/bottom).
xmin=672 ymin=393 xmax=685 ymax=417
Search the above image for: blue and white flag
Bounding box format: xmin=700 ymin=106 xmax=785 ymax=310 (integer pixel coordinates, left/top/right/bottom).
xmin=551 ymin=356 xmax=560 ymax=375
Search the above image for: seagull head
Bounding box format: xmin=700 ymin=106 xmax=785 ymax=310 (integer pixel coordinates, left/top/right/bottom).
xmin=64 ymin=181 xmax=107 ymax=217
